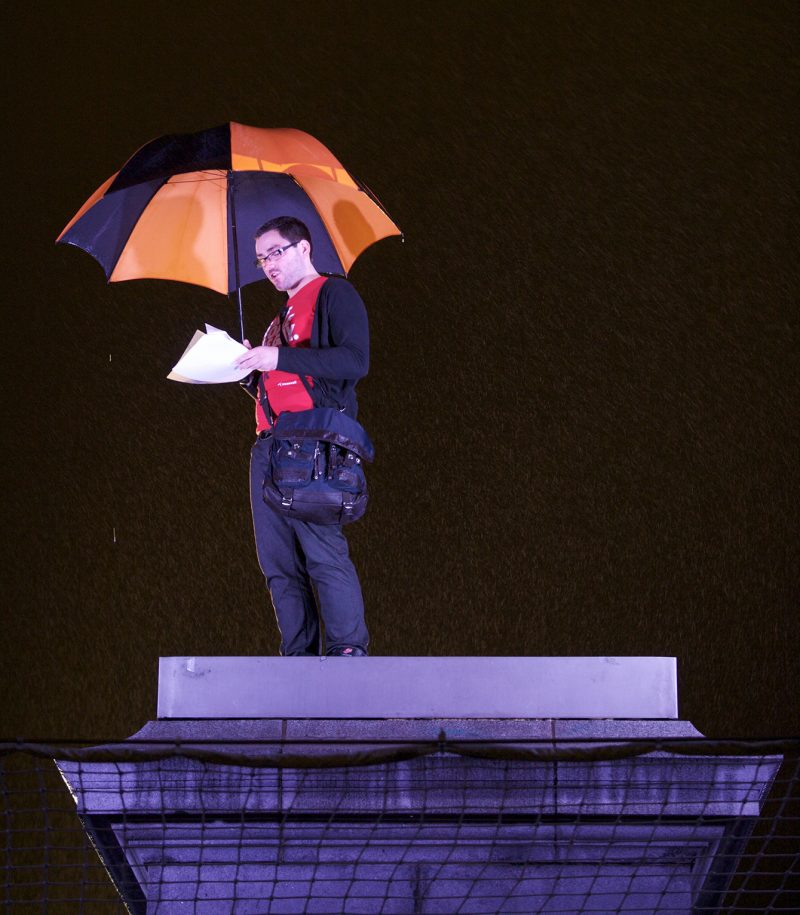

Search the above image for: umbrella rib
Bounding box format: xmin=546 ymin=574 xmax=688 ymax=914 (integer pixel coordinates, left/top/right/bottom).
xmin=347 ymin=171 xmax=401 ymax=230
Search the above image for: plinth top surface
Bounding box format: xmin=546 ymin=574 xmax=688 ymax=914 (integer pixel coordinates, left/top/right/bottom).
xmin=157 ymin=656 xmax=678 ymax=719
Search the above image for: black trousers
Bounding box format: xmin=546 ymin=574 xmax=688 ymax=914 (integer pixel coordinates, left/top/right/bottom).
xmin=249 ymin=435 xmax=369 ymax=656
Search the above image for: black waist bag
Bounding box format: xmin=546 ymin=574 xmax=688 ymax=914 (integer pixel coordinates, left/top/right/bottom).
xmin=263 ymin=407 xmax=375 ymax=525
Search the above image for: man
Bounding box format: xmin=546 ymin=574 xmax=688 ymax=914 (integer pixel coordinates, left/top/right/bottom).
xmin=235 ymin=216 xmax=370 ymax=657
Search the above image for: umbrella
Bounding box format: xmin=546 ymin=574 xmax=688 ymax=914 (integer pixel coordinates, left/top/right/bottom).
xmin=56 ymin=122 xmax=401 ymax=337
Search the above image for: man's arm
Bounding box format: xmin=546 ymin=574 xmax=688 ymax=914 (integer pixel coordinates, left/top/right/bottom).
xmin=235 ymin=280 xmax=369 ymax=378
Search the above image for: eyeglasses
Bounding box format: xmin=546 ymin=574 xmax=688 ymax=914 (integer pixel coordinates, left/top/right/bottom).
xmin=253 ymin=242 xmax=299 ymax=268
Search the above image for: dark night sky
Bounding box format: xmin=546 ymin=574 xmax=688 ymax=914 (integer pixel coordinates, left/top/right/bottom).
xmin=1 ymin=2 xmax=797 ymax=738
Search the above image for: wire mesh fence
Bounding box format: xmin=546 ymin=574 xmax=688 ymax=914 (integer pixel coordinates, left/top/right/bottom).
xmin=2 ymin=738 xmax=798 ymax=913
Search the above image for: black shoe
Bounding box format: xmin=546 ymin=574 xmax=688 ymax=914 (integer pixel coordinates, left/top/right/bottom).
xmin=327 ymin=646 xmax=367 ymax=657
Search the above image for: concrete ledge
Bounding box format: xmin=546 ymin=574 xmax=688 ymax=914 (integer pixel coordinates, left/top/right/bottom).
xmin=132 ymin=717 xmax=703 ymax=744
xmin=157 ymin=656 xmax=678 ymax=719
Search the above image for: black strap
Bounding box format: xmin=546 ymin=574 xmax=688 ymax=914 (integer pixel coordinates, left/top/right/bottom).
xmin=277 ymin=305 xmax=290 ymax=345
xmin=256 ymin=372 xmax=273 ymax=429
xmin=297 ymin=371 xmax=319 ymax=405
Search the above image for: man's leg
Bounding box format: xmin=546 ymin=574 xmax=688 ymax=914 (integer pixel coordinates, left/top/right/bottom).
xmin=250 ymin=438 xmax=320 ymax=655
xmin=291 ymin=520 xmax=369 ymax=654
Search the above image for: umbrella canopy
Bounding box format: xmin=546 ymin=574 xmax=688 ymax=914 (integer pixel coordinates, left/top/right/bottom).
xmin=57 ymin=122 xmax=401 ymax=300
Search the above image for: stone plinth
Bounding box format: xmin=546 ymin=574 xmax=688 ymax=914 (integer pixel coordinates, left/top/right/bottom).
xmin=56 ymin=657 xmax=780 ymax=914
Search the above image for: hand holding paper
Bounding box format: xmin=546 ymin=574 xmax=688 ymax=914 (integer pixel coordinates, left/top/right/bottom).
xmin=168 ymin=326 xmax=253 ymax=384
xmin=235 ymin=342 xmax=280 ymax=373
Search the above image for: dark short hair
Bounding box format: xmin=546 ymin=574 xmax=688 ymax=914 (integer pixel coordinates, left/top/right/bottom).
xmin=254 ymin=216 xmax=312 ymax=256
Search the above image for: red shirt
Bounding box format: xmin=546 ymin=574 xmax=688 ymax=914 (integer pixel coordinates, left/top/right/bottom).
xmin=255 ymin=276 xmax=326 ymax=432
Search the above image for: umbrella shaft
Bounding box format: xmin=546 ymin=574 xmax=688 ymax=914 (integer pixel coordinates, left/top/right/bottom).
xmin=228 ymin=172 xmax=245 ymax=341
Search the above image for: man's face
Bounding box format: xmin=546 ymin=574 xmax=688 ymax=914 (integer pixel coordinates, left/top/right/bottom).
xmin=255 ymin=229 xmax=308 ymax=292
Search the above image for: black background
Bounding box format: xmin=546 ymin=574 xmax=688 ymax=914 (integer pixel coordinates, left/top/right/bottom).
xmin=2 ymin=2 xmax=797 ymax=738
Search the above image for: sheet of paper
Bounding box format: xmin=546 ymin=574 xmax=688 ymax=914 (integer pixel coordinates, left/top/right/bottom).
xmin=167 ymin=327 xmax=251 ymax=384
